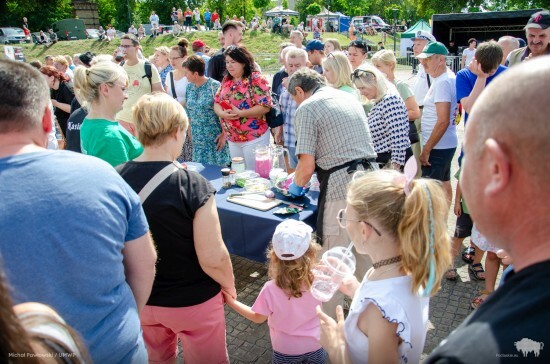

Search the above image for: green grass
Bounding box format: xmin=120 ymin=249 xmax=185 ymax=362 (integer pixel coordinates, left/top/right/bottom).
xmin=14 ymin=30 xmax=394 ymax=71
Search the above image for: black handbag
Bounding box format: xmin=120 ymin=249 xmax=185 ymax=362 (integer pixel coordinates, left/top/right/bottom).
xmin=408 ymin=120 xmax=419 ymax=144
xmin=266 ymin=91 xmax=284 ymax=128
xmin=247 ymin=77 xmax=284 ymax=129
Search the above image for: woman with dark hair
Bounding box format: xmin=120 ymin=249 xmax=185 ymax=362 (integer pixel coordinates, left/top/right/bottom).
xmin=166 ymin=38 xmax=193 ymax=162
xmin=347 ymin=40 xmax=370 ymax=70
xmin=182 ymin=55 xmax=230 ymax=166
xmin=40 ymin=65 xmax=74 ymax=136
xmin=213 ymin=46 xmax=272 ymax=170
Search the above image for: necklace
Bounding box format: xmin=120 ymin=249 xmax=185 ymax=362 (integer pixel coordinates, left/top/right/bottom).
xmin=372 ymin=255 xmax=402 ymax=269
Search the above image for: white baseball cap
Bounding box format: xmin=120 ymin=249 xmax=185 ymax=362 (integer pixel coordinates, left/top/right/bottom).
xmin=272 ymin=220 xmax=313 ymax=260
xmin=412 ymin=30 xmax=436 ymax=42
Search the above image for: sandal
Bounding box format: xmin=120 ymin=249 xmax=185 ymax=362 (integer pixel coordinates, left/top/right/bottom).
xmin=445 ymin=268 xmax=458 ymax=281
xmin=461 ymin=246 xmax=475 ymax=264
xmin=469 ymin=263 xmax=485 ymax=281
xmin=471 ymin=290 xmax=492 ymax=310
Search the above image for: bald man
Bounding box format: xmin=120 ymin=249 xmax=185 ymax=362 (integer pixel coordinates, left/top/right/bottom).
xmin=497 ymin=35 xmax=519 ymax=65
xmin=426 ymin=56 xmax=550 ymax=363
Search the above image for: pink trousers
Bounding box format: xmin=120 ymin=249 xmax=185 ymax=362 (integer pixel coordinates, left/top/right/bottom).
xmin=140 ymin=292 xmax=229 ymax=364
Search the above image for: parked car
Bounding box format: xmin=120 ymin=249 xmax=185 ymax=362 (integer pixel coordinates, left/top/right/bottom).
xmin=86 ymin=28 xmax=99 ymax=39
xmin=0 ymin=27 xmax=26 ymax=44
xmin=351 ymin=15 xmax=392 ymax=33
xmin=52 ymin=19 xmax=87 ymax=40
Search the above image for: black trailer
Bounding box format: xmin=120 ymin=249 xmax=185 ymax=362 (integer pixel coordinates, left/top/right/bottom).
xmin=432 ymin=9 xmax=543 ymax=46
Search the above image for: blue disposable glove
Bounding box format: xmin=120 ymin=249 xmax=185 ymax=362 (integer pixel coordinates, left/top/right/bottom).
xmin=288 ymin=181 xmax=305 ymax=198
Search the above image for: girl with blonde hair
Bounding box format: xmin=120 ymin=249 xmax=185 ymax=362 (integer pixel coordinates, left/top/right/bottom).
xmin=323 ymin=38 xmax=342 ymax=55
xmin=318 ymin=161 xmax=452 ymax=363
xmin=321 ymin=51 xmax=358 ymax=98
xmin=75 ymin=61 xmax=143 ymax=167
xmin=224 ymin=220 xmax=328 ymax=364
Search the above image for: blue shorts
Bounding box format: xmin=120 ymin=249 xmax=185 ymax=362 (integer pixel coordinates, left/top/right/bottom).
xmin=421 ymin=147 xmax=456 ymax=181
xmin=272 ymin=348 xmax=328 ymax=364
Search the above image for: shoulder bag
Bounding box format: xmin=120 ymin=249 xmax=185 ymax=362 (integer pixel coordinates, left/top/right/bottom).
xmin=247 ymin=76 xmax=284 ymax=129
xmin=138 ymin=162 xmax=182 ymax=203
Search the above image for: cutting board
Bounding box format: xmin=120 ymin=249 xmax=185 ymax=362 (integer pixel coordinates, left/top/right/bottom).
xmin=227 ymin=195 xmax=282 ymax=211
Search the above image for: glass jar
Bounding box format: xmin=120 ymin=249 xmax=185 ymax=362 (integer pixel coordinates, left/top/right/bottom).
xmin=221 ymin=168 xmax=231 ymax=189
xmin=231 ymin=157 xmax=245 ymax=174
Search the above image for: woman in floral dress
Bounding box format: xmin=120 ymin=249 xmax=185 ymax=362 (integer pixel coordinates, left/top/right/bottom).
xmin=182 ymin=55 xmax=230 ymax=166
xmin=213 ymin=46 xmax=272 ymax=170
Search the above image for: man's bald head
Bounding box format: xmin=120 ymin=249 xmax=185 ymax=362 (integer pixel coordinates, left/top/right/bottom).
xmin=468 ymin=55 xmax=550 ymax=181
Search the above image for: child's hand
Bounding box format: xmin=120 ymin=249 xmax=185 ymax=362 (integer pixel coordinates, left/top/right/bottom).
xmin=221 ymin=290 xmax=236 ymax=306
xmin=317 ymin=305 xmax=347 ymax=360
xmin=339 ymin=275 xmax=359 ymax=298
xmin=454 ymin=201 xmax=462 ymax=217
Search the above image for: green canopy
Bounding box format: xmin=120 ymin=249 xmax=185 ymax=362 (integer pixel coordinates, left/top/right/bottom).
xmin=401 ymin=19 xmax=432 ymax=38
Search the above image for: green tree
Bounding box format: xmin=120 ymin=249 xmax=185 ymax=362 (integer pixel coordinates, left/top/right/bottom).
xmin=253 ymin=0 xmax=271 ymax=10
xmin=305 ymin=3 xmax=322 ymax=16
xmin=3 ymin=0 xmax=72 ymax=31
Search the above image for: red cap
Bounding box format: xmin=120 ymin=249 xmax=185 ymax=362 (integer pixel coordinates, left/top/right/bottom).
xmin=192 ymin=39 xmax=205 ymax=48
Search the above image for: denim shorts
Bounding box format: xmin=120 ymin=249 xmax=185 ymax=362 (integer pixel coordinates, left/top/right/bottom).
xmin=421 ymin=147 xmax=456 ymax=181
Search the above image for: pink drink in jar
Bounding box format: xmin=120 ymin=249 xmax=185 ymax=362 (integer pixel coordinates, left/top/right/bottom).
xmin=255 ymin=156 xmax=272 ymax=178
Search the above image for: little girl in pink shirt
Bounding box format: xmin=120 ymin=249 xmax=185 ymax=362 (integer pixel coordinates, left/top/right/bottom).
xmin=223 ymin=220 xmax=328 ymax=363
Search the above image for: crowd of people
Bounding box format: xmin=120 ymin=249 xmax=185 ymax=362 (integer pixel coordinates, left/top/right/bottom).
xmin=1 ymin=9 xmax=549 ymax=363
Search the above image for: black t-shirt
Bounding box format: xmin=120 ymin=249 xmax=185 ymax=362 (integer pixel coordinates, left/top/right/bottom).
xmin=116 ymin=161 xmax=220 ymax=307
xmin=55 ymin=81 xmax=75 ymax=136
xmin=206 ymin=49 xmax=226 ymax=82
xmin=426 ymin=260 xmax=550 ymax=363
xmin=65 ymin=106 xmax=87 ymax=153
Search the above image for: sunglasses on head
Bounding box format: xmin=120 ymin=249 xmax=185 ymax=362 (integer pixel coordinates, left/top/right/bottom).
xmin=351 ymin=68 xmax=376 ymax=80
xmin=349 ymin=40 xmax=370 ymax=51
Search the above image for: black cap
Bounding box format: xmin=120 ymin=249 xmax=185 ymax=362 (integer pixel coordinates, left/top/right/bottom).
xmin=525 ymin=10 xmax=550 ymax=30
xmin=79 ymin=51 xmax=95 ymax=67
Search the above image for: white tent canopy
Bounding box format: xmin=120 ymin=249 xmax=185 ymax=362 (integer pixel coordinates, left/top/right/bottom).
xmin=263 ymin=6 xmax=299 ymax=17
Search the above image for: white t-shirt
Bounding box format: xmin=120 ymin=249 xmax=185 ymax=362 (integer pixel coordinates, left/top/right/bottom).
xmin=345 ymin=275 xmax=429 ymax=364
xmin=165 ymin=71 xmax=188 ymax=103
xmin=421 ymin=70 xmax=458 ymax=149
xmin=462 ymin=48 xmax=476 ymax=68
xmin=412 ymin=64 xmax=430 ymax=107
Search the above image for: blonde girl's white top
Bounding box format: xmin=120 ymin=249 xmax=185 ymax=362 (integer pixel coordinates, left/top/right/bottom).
xmin=344 ymin=274 xmax=429 ymax=364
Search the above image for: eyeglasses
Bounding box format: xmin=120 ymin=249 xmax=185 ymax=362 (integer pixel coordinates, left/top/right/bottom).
xmin=337 ymin=209 xmax=382 ymax=236
xmin=119 ymin=44 xmax=135 ymax=49
xmin=351 ymin=69 xmax=376 ymax=81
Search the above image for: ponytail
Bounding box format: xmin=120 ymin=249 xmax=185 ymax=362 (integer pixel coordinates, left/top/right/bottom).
xmin=72 ymin=61 xmax=126 ymax=108
xmin=398 ymin=179 xmax=451 ymax=297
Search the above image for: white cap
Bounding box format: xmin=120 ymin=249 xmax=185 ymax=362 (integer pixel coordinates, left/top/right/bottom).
xmin=272 ymin=220 xmax=313 ymax=260
xmin=412 ymin=30 xmax=436 ymax=42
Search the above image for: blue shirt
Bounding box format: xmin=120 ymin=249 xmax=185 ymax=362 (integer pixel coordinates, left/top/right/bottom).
xmin=0 ymin=151 xmax=149 ymax=363
xmin=456 ymin=65 xmax=507 ymax=164
xmin=280 ymin=87 xmax=298 ymax=149
xmin=456 ymin=65 xmax=507 ymax=125
xmin=204 ymin=11 xmax=211 ymax=21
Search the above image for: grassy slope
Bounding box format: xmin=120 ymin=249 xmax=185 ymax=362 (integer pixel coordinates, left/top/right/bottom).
xmin=15 ymin=30 xmax=392 ymax=70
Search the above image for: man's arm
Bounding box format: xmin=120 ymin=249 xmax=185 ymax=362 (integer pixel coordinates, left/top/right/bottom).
xmin=151 ymin=82 xmax=164 ymax=92
xmin=420 ymin=102 xmax=451 ymax=166
xmin=294 ymin=154 xmax=315 ymax=186
xmin=460 ymin=59 xmax=492 ymax=114
xmin=122 ymin=232 xmax=157 ymax=314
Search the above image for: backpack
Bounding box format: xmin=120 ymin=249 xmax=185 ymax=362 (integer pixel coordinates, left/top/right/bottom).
xmin=142 ymin=60 xmax=152 ymax=88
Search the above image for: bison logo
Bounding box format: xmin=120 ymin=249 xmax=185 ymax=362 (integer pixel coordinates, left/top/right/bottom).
xmin=515 ymin=338 xmax=544 ymax=357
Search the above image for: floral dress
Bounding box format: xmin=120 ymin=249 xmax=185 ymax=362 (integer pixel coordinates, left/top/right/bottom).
xmin=185 ymin=78 xmax=231 ymax=166
xmin=214 ymin=71 xmax=272 ymax=143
